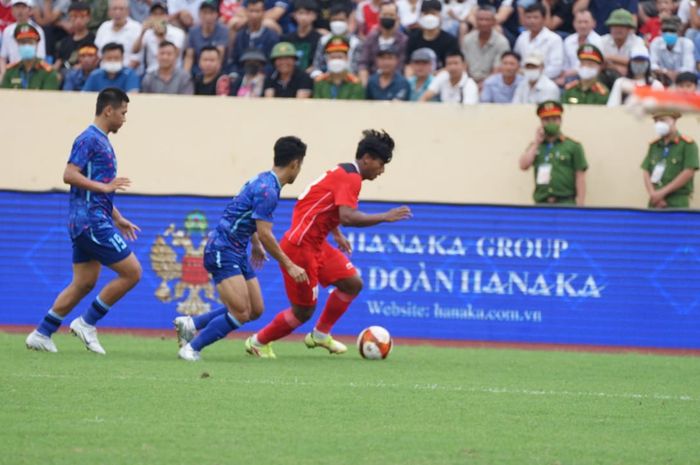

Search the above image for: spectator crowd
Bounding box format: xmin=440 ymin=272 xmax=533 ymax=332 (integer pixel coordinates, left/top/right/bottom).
xmin=1 ymin=0 xmax=699 ymax=101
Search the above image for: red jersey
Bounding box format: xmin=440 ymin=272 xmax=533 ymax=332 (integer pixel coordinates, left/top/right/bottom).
xmin=285 ymin=163 xmax=362 ymax=248
xmin=0 ymin=2 xmax=15 ymax=32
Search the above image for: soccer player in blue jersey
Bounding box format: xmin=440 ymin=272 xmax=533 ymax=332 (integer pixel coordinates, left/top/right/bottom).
xmin=175 ymin=136 xmax=309 ymax=361
xmin=25 ymin=88 xmax=142 ymax=355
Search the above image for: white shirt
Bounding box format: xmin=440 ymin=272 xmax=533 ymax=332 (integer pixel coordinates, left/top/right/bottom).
xmin=600 ymin=32 xmax=645 ymax=60
xmin=168 ymin=0 xmax=204 ymax=24
xmin=678 ymin=0 xmax=700 ymax=24
xmin=607 ymin=77 xmax=664 ymax=107
xmin=397 ymin=0 xmax=422 ymax=28
xmin=511 ymin=74 xmax=560 ymax=104
xmin=649 ymin=36 xmax=696 ymax=72
xmin=95 ymin=18 xmax=143 ymax=66
xmin=514 ymin=27 xmax=564 ymax=79
xmin=0 ymin=21 xmax=47 ymax=63
xmin=141 ymin=26 xmax=186 ymax=73
xmin=427 ymin=70 xmax=479 ymax=104
xmin=563 ymin=31 xmax=602 ymax=71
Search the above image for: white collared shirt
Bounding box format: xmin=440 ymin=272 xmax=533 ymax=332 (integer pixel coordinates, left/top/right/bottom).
xmin=514 ymin=27 xmax=564 ymax=79
xmin=600 ymin=32 xmax=645 ymax=60
xmin=95 ymin=18 xmax=143 ymax=66
xmin=0 ymin=20 xmax=47 ymax=63
xmin=428 ymin=70 xmax=479 ymax=104
xmin=563 ymin=31 xmax=602 ymax=71
xmin=511 ymin=74 xmax=561 ymax=104
xmin=649 ymin=36 xmax=696 ymax=72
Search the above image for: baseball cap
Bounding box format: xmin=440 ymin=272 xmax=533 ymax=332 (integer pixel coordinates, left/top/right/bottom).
xmin=523 ymin=52 xmax=544 ymax=67
xmin=630 ymin=46 xmax=650 ymax=60
xmin=11 ymin=0 xmax=35 ymax=6
xmin=240 ymin=48 xmax=267 ymax=63
xmin=410 ymin=47 xmax=436 ymax=63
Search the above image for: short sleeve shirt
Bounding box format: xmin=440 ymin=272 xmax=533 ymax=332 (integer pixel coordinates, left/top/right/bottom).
xmin=641 ymin=134 xmax=699 ymax=195
xmin=533 ymin=136 xmax=588 ymax=202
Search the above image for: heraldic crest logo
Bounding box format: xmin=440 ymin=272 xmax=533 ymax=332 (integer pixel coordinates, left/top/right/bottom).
xmin=150 ymin=211 xmax=217 ymax=315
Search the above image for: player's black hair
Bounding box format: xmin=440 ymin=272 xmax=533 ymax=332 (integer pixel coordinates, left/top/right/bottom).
xmin=524 ymin=2 xmax=546 ymax=16
xmin=199 ymin=45 xmax=221 ymax=57
xmin=445 ymin=49 xmax=464 ymax=61
xmin=501 ymin=51 xmax=521 ymax=62
xmin=95 ymin=88 xmax=129 ymax=116
xmin=421 ymin=0 xmax=442 ymax=13
xmin=356 ymin=129 xmax=394 ymax=164
xmin=101 ymin=42 xmax=124 ymax=55
xmin=158 ymin=40 xmax=177 ymax=49
xmin=274 ymin=136 xmax=307 ymax=167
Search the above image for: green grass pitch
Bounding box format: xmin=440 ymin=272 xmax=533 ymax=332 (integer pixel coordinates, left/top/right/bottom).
xmin=2 ymin=331 xmax=699 ymax=465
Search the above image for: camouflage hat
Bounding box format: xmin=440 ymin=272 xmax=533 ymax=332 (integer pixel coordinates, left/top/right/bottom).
xmin=577 ymin=44 xmax=604 ymax=64
xmin=605 ymin=8 xmax=636 ymax=28
xmin=270 ymin=42 xmax=297 ymax=60
xmin=14 ymin=23 xmax=40 ymax=41
xmin=537 ymin=100 xmax=564 ymax=119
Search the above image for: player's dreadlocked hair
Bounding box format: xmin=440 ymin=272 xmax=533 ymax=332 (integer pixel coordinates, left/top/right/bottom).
xmin=355 ymin=129 xmax=395 ymax=164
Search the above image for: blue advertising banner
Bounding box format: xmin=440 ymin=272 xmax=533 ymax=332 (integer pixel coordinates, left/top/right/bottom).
xmin=1 ymin=191 xmax=699 ymax=349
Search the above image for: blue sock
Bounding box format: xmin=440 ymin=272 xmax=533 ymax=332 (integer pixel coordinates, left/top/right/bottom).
xmin=190 ymin=312 xmax=241 ymax=352
xmin=37 ymin=310 xmax=63 ymax=337
xmin=192 ymin=306 xmax=228 ymax=330
xmin=82 ymin=297 xmax=110 ymax=326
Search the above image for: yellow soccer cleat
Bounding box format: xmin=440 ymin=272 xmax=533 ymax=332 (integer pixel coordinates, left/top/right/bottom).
xmin=245 ymin=336 xmax=276 ymax=359
xmin=304 ymin=332 xmax=347 ymax=354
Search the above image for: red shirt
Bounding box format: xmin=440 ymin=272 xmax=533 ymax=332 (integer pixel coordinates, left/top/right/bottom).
xmin=0 ymin=3 xmax=15 ymax=32
xmin=285 ymin=163 xmax=362 ymax=248
xmin=640 ymin=17 xmax=661 ymax=43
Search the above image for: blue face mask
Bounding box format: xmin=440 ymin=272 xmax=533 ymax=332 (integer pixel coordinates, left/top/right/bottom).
xmin=18 ymin=44 xmax=37 ymax=61
xmin=662 ymin=32 xmax=678 ymax=47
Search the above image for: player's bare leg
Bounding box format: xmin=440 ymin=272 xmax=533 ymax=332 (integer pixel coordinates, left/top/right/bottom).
xmin=304 ymin=275 xmax=363 ymax=354
xmin=69 ymin=253 xmax=142 ymax=355
xmin=26 ymin=261 xmax=101 ymax=352
xmin=180 ymin=275 xmax=252 ymax=361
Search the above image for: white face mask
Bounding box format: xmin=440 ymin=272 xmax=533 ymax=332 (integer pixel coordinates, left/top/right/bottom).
xmin=101 ymin=60 xmax=123 ymax=74
xmin=418 ymin=14 xmax=440 ymax=30
xmin=327 ymin=58 xmax=348 ymax=74
xmin=577 ymin=65 xmax=599 ymax=80
xmin=654 ymin=121 xmax=671 ymax=137
xmin=523 ymin=68 xmax=541 ymax=82
xmin=329 ymin=21 xmax=348 ymax=35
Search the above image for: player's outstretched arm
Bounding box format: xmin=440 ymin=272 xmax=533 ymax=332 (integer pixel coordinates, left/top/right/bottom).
xmin=339 ymin=205 xmax=412 ymax=228
xmin=63 ymin=163 xmax=131 ymax=194
xmin=255 ymin=220 xmax=309 ymax=283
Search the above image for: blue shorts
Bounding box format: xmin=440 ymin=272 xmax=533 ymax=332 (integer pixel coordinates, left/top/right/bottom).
xmin=204 ymin=248 xmax=256 ymax=284
xmin=72 ymin=227 xmax=132 ymax=266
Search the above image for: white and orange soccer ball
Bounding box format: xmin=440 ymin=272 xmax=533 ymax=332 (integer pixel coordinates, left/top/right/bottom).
xmin=357 ymin=326 xmax=393 ymax=360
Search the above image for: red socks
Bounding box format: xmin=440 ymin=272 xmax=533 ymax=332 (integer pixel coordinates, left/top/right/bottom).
xmin=256 ymin=309 xmax=301 ymax=344
xmin=315 ymin=290 xmax=355 ymax=334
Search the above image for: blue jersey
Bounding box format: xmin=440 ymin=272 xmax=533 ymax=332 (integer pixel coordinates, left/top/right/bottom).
xmin=208 ymin=171 xmax=282 ymax=255
xmin=67 ymin=125 xmax=117 ymax=240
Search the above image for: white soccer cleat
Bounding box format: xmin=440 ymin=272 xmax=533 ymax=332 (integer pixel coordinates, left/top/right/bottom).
xmin=178 ymin=343 xmax=201 ymax=362
xmin=69 ymin=317 xmax=106 ymax=355
xmin=25 ymin=330 xmax=58 ymax=353
xmin=174 ymin=316 xmax=196 ymax=348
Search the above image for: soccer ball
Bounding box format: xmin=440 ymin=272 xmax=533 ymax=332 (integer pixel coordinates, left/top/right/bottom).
xmin=357 ymin=326 xmax=393 ymax=360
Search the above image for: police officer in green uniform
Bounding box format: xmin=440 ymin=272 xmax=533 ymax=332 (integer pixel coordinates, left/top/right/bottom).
xmin=1 ymin=23 xmax=59 ymax=90
xmin=562 ymin=44 xmax=609 ymax=105
xmin=519 ymin=101 xmax=589 ymax=205
xmin=642 ymin=110 xmax=699 ymax=208
xmin=312 ymin=36 xmax=364 ymax=100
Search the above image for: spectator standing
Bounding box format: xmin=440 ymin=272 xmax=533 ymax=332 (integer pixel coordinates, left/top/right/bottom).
xmin=141 ymin=40 xmax=193 ymax=93
xmin=519 ymin=100 xmax=588 ymax=206
xmin=312 ymin=35 xmax=364 ymax=99
xmin=407 ymin=46 xmax=435 ymax=100
xmin=642 ymin=110 xmax=699 ymax=208
xmin=406 ymin=0 xmax=460 ymax=69
xmin=599 ymin=8 xmax=645 ymax=76
xmin=94 ymin=0 xmax=141 ymax=68
xmin=184 ymin=0 xmax=228 ymax=75
xmin=562 ymin=44 xmax=609 ymax=104
xmin=365 ymin=45 xmax=410 ymax=100
xmin=263 ymin=41 xmax=313 ymax=97
xmin=462 ymin=5 xmax=510 ymax=84
xmin=358 ymin=1 xmax=407 ymax=85
xmin=62 ymin=42 xmax=99 ymax=90
xmin=513 ymin=3 xmax=564 ymax=79
xmin=1 ymin=22 xmax=57 ymax=88
xmin=420 ymin=50 xmax=479 ymax=103
xmin=82 ymin=42 xmax=140 ymax=91
xmin=480 ymin=50 xmax=523 ymax=102
xmin=512 ymin=52 xmax=560 ymax=102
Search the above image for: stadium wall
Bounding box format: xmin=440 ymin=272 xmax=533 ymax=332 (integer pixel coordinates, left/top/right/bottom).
xmin=1 ymin=191 xmax=699 ymax=350
xmin=3 ymin=89 xmax=700 ymax=208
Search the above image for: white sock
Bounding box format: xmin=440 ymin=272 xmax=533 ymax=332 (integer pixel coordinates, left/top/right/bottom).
xmin=313 ymin=328 xmax=329 ymax=340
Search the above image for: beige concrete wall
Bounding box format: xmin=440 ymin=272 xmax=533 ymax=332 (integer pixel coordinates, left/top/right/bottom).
xmin=2 ymin=89 xmax=700 ymax=208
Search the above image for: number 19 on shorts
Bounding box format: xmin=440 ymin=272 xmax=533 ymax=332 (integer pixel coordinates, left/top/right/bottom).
xmin=109 ymin=233 xmax=128 ymax=252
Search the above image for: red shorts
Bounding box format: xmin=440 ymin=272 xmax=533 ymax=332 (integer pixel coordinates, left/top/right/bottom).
xmin=280 ymin=237 xmax=357 ymax=307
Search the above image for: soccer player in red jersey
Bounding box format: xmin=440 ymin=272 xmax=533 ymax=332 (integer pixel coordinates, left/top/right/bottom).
xmin=245 ymin=129 xmax=412 ymax=358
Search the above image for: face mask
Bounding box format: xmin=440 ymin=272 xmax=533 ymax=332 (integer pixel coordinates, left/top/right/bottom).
xmin=654 ymin=121 xmax=671 ymax=137
xmin=244 ymin=62 xmax=262 ymax=76
xmin=330 ymin=21 xmax=348 ymax=35
xmin=418 ymin=14 xmax=440 ymax=30
xmin=327 ymin=58 xmax=348 ymax=74
xmin=662 ymin=32 xmax=678 ymax=47
xmin=18 ymin=44 xmax=36 ymax=60
xmin=543 ymin=123 xmax=560 ymax=137
xmin=101 ymin=61 xmax=123 ymax=74
xmin=630 ymin=60 xmax=649 ymax=77
xmin=523 ymin=69 xmax=541 ymax=82
xmin=577 ymin=65 xmax=599 ymax=80
xmin=380 ymin=17 xmax=396 ymax=30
